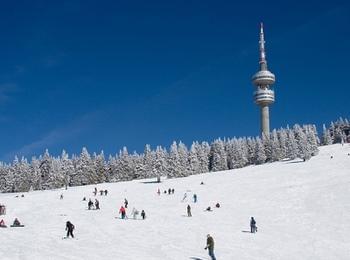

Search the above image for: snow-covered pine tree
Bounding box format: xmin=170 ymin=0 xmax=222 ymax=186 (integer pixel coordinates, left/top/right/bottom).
xmin=167 ymin=141 xmax=181 ymax=178
xmin=153 ymin=146 xmax=167 ymax=180
xmin=286 ymin=128 xmax=298 ymax=160
xmin=198 ymin=142 xmax=210 ymax=173
xmin=189 ymin=142 xmax=200 ymax=174
xmin=277 ymin=128 xmax=288 ymax=159
xmin=39 ymin=150 xmax=54 ymax=190
xmin=142 ymin=144 xmax=156 ymax=179
xmin=73 ymin=147 xmax=96 ymax=185
xmin=270 ymin=129 xmax=281 ymax=162
xmin=305 ymin=125 xmax=319 ymax=156
xmin=293 ymin=125 xmax=312 ymax=161
xmin=116 ymin=147 xmax=135 ymax=181
xmin=60 ymin=150 xmax=74 ymax=188
xmin=209 ymin=138 xmax=228 ymax=172
xmin=93 ymin=151 xmax=107 ymax=183
xmin=254 ymin=137 xmax=267 ymax=164
xmin=246 ymin=137 xmax=256 ymax=165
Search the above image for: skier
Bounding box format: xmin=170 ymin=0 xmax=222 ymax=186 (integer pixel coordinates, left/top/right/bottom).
xmin=187 ymin=204 xmax=192 ymax=217
xmin=215 ymin=203 xmax=220 ymax=208
xmin=193 ymin=194 xmax=197 ymax=203
xmin=141 ymin=210 xmax=146 ymax=220
xmin=181 ymin=193 xmax=187 ymax=202
xmin=95 ymin=199 xmax=100 ymax=210
xmin=205 ymin=206 xmax=212 ymax=212
xmin=168 ymin=188 xmax=171 ymax=194
xmin=60 ymin=194 xmax=63 ymax=200
xmin=124 ymin=198 xmax=128 ymax=208
xmin=119 ymin=206 xmax=126 ymax=219
xmin=66 ymin=221 xmax=75 ymax=238
xmin=131 ymin=207 xmax=139 ymax=219
xmin=82 ymin=197 xmax=86 ymax=201
xmin=13 ymin=218 xmax=21 ymax=226
xmin=171 ymin=188 xmax=175 ymax=194
xmin=200 ymin=181 xmax=204 ymax=185
xmin=88 ymin=199 xmax=94 ymax=210
xmin=157 ymin=188 xmax=160 ymax=195
xmin=204 ymin=234 xmax=216 ymax=260
xmin=250 ymin=217 xmax=257 ymax=233
xmin=104 ymin=189 xmax=108 ymax=195
xmin=100 ymin=190 xmax=104 ymax=196
xmin=93 ymin=187 xmax=97 ymax=196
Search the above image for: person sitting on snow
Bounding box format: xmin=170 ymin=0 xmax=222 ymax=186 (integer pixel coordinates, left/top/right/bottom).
xmin=13 ymin=218 xmax=21 ymax=226
xmin=0 ymin=219 xmax=6 ymax=227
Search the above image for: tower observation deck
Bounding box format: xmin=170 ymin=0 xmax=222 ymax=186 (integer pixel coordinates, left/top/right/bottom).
xmin=252 ymin=23 xmax=275 ymax=137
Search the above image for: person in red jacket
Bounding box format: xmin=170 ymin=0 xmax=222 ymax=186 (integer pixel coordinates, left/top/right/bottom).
xmin=0 ymin=219 xmax=6 ymax=227
xmin=119 ymin=206 xmax=126 ymax=219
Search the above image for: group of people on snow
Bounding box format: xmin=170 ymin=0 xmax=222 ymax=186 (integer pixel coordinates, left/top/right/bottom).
xmin=93 ymin=187 xmax=108 ymax=196
xmin=0 ymin=218 xmax=23 ymax=228
xmin=157 ymin=188 xmax=175 ymax=195
xmin=87 ymin=198 xmax=100 ymax=210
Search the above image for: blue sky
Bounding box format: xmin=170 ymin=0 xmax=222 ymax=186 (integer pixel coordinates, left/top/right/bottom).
xmin=0 ymin=0 xmax=349 ymax=161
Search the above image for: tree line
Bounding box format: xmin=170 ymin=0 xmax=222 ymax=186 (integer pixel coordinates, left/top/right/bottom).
xmin=1 ymin=118 xmax=349 ymax=193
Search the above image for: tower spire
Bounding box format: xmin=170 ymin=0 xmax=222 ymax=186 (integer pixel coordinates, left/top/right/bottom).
xmin=252 ymin=23 xmax=276 ymax=137
xmin=259 ymin=22 xmax=267 ymax=71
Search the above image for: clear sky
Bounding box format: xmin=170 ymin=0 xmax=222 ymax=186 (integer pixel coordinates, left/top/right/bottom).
xmin=0 ymin=0 xmax=349 ymax=161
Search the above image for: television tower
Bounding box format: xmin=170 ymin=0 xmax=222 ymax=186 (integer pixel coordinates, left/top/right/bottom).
xmin=252 ymin=22 xmax=275 ymax=137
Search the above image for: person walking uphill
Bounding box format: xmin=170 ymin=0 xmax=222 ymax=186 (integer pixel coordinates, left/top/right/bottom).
xmin=66 ymin=221 xmax=75 ymax=238
xmin=204 ymin=234 xmax=216 ymax=260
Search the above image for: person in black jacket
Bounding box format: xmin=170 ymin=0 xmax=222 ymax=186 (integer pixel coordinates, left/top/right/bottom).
xmin=66 ymin=221 xmax=75 ymax=238
xmin=141 ymin=210 xmax=146 ymax=220
xmin=187 ymin=204 xmax=192 ymax=217
xmin=204 ymin=234 xmax=216 ymax=260
xmin=250 ymin=217 xmax=257 ymax=233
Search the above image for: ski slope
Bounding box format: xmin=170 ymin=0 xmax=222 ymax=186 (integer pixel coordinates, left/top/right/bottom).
xmin=1 ymin=144 xmax=350 ymax=260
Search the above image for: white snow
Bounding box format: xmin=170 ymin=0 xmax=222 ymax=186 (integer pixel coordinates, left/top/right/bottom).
xmin=1 ymin=144 xmax=350 ymax=260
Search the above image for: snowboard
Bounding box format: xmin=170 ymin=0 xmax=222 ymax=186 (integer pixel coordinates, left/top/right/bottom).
xmin=10 ymin=225 xmax=25 ymax=227
xmin=0 ymin=225 xmax=8 ymax=228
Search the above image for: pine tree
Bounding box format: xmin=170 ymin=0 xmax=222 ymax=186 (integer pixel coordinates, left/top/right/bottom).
xmin=209 ymin=139 xmax=228 ymax=172
xmin=254 ymin=137 xmax=267 ymax=164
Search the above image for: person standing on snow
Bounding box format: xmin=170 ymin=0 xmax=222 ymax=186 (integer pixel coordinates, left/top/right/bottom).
xmin=95 ymin=199 xmax=100 ymax=210
xmin=187 ymin=204 xmax=192 ymax=217
xmin=141 ymin=210 xmax=146 ymax=220
xmin=88 ymin=199 xmax=93 ymax=210
xmin=119 ymin=206 xmax=126 ymax=219
xmin=124 ymin=198 xmax=128 ymax=208
xmin=131 ymin=207 xmax=139 ymax=219
xmin=250 ymin=217 xmax=257 ymax=233
xmin=204 ymin=234 xmax=216 ymax=260
xmin=66 ymin=221 xmax=75 ymax=238
xmin=193 ymin=194 xmax=197 ymax=203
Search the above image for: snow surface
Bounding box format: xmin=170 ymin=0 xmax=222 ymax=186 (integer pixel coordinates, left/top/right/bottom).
xmin=1 ymin=144 xmax=350 ymax=260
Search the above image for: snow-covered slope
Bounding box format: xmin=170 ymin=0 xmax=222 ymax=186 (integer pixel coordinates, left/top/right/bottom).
xmin=0 ymin=144 xmax=350 ymax=260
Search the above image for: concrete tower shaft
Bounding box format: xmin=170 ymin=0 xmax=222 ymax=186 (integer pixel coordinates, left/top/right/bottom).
xmin=251 ymin=23 xmax=276 ymax=137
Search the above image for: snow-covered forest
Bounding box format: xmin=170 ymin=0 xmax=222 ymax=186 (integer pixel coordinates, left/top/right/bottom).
xmin=0 ymin=118 xmax=349 ymax=193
